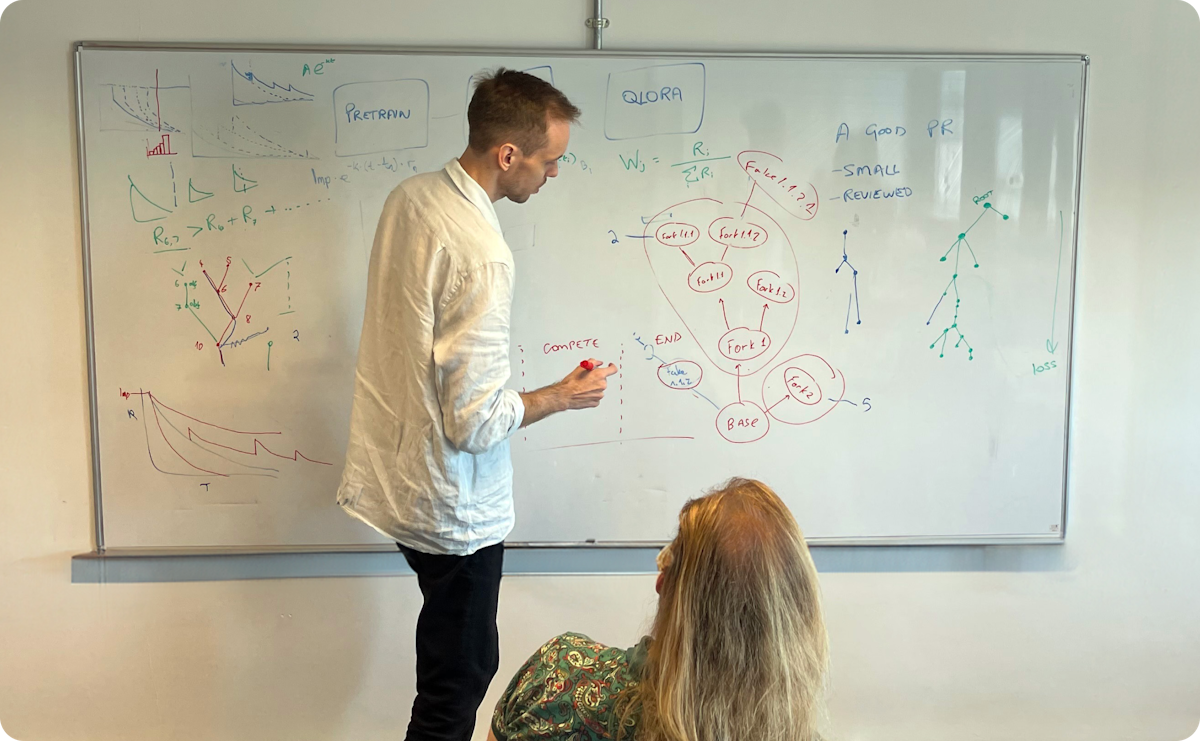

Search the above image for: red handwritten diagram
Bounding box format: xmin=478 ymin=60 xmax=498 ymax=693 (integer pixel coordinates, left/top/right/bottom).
xmin=641 ymin=151 xmax=845 ymax=443
xmin=643 ymin=196 xmax=798 ymax=379
xmin=122 ymin=388 xmax=330 ymax=478
xmin=762 ymin=354 xmax=845 ymax=426
xmin=173 ymin=254 xmax=291 ymax=368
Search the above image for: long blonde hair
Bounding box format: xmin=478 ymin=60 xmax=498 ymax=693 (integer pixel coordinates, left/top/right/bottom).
xmin=619 ymin=478 xmax=829 ymax=741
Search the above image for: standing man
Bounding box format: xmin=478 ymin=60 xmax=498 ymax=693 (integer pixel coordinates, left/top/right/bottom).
xmin=336 ymin=69 xmax=617 ymax=741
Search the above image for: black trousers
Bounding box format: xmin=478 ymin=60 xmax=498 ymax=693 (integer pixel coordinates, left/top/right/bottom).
xmin=397 ymin=541 xmax=505 ymax=741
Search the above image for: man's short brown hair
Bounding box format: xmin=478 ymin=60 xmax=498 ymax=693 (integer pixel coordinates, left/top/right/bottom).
xmin=467 ymin=68 xmax=581 ymax=155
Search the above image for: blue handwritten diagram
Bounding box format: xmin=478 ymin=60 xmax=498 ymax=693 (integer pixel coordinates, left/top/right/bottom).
xmin=604 ymin=62 xmax=706 ymax=140
xmin=333 ymin=79 xmax=430 ymax=157
xmin=231 ymin=61 xmax=314 ymax=106
xmin=100 ymin=81 xmax=187 ymax=133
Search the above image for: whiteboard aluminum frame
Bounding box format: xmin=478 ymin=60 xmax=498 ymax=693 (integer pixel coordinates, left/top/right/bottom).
xmin=73 ymin=42 xmax=1087 ymax=552
xmin=75 ymin=46 xmax=107 ymax=552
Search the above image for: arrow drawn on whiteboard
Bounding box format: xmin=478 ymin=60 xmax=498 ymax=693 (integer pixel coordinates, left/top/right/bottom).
xmin=1047 ymin=210 xmax=1064 ymax=354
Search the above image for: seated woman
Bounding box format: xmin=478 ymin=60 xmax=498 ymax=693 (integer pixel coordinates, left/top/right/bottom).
xmin=489 ymin=477 xmax=830 ymax=741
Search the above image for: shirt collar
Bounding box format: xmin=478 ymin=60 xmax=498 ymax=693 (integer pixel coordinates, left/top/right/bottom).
xmin=444 ymin=158 xmax=503 ymax=236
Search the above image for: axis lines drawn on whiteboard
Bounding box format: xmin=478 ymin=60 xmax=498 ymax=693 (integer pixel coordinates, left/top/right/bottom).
xmin=642 ymin=149 xmax=849 ymax=443
xmin=120 ymin=388 xmax=331 ymax=478
xmin=162 ymin=162 xmax=212 ymax=211
xmin=102 ymin=84 xmax=183 ymax=132
xmin=233 ymin=165 xmax=258 ymax=192
xmin=834 ymin=229 xmax=862 ymax=334
xmin=129 ymin=164 xmax=232 ymax=226
xmin=191 ymin=75 xmax=312 ymax=159
xmin=98 ymin=69 xmax=186 ymax=133
xmin=926 ymin=192 xmax=1010 ymax=360
xmin=146 ymin=134 xmax=177 ymax=158
xmin=230 ymin=61 xmax=313 ymax=106
xmin=100 ymin=68 xmax=309 ymax=157
xmin=189 ymin=177 xmax=214 ymax=203
xmin=129 ymin=175 xmax=172 ymax=223
xmin=191 ymin=114 xmax=313 ymax=159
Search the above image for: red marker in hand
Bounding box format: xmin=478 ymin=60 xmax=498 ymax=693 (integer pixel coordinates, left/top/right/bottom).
xmin=580 ymin=360 xmax=595 ymax=371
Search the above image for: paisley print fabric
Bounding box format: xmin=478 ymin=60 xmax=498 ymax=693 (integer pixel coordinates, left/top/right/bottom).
xmin=492 ymin=632 xmax=650 ymax=741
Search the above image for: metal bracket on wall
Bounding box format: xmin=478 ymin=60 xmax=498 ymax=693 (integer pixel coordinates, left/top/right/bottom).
xmin=587 ymin=0 xmax=609 ymax=49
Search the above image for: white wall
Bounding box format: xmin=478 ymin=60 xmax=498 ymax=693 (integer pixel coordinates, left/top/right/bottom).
xmin=1 ymin=0 xmax=1198 ymax=739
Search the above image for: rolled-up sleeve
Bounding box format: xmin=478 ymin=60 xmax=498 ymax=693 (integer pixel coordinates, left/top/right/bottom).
xmin=432 ymin=262 xmax=525 ymax=455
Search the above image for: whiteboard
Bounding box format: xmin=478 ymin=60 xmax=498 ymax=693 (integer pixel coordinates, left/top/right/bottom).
xmin=75 ymin=45 xmax=1085 ymax=548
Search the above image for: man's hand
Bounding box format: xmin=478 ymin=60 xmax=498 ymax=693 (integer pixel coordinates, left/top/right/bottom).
xmin=559 ymin=358 xmax=618 ymax=410
xmin=519 ymin=358 xmax=619 ymax=428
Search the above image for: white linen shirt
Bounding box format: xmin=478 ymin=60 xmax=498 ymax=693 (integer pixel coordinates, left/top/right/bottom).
xmin=336 ymin=159 xmax=525 ymax=555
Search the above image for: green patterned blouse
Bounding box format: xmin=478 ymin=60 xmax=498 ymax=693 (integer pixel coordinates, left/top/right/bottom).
xmin=491 ymin=632 xmax=652 ymax=741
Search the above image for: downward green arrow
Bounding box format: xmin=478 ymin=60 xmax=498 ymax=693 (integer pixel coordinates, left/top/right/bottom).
xmin=1048 ymin=210 xmax=1065 ymax=354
